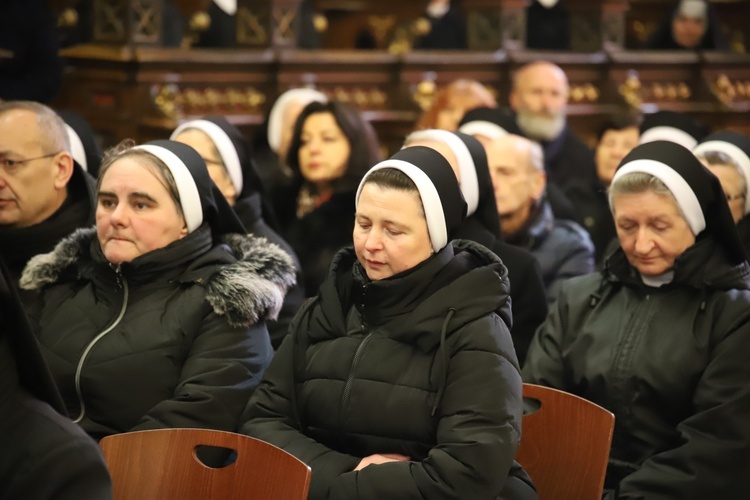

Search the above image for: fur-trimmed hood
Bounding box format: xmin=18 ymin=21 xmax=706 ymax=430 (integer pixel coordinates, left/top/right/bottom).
xmin=20 ymin=227 xmax=297 ymax=328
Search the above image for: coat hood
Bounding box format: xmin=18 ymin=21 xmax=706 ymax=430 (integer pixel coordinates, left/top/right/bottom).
xmin=20 ymin=227 xmax=297 ymax=328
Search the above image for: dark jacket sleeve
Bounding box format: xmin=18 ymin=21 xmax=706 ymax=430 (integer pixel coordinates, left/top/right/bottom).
xmin=240 ymin=334 xmax=362 ymax=495
xmin=522 ymin=280 xmax=570 ymax=388
xmin=327 ymin=314 xmax=523 ymax=499
xmin=132 ymin=311 xmax=273 ymax=432
xmin=616 ymin=320 xmax=750 ymax=499
xmin=507 ymin=252 xmax=548 ymax=366
xmin=544 ymin=222 xmax=595 ymax=303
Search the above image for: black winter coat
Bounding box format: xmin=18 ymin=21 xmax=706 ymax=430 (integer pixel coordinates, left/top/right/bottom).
xmin=20 ymin=226 xmax=296 ymax=440
xmin=242 ymin=240 xmax=535 ymax=499
xmin=524 ymin=239 xmax=750 ymax=498
xmin=285 ymin=190 xmax=357 ymax=296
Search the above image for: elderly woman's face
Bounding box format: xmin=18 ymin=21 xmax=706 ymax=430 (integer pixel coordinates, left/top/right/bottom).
xmin=705 ymin=163 xmax=745 ymax=224
xmin=354 ymin=183 xmax=433 ymax=280
xmin=96 ymin=158 xmax=187 ymax=265
xmin=612 ymin=191 xmax=696 ymax=276
xmin=173 ymin=130 xmax=237 ymax=206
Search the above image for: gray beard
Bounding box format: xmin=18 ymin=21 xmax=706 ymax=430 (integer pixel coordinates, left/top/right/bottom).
xmin=517 ymin=110 xmax=566 ymax=142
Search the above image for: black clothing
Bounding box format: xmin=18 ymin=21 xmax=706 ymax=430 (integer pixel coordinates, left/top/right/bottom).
xmin=0 ymin=0 xmax=62 ymax=102
xmin=242 ymin=241 xmax=535 ymax=499
xmin=538 ymin=125 xmax=598 ymax=190
xmin=524 ymin=240 xmax=750 ymax=498
xmin=565 ymin=178 xmax=618 ymax=267
xmin=455 ymin=219 xmax=547 ymax=364
xmin=0 ymin=257 xmax=112 ymax=500
xmin=286 ymin=190 xmax=357 ymax=296
xmin=235 ymin=192 xmax=305 ymax=349
xmin=0 ymin=165 xmax=95 ymax=285
xmin=58 ymin=110 xmax=104 ymax=178
xmin=526 ymin=1 xmax=570 ymax=50
xmin=414 ymin=4 xmax=468 ymax=50
xmin=738 ymin=216 xmax=750 ymax=257
xmin=21 ymin=226 xmax=295 ymax=440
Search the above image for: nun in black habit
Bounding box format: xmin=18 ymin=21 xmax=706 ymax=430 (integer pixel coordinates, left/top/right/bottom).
xmin=58 ymin=110 xmax=104 ymax=179
xmin=20 ymin=139 xmax=297 ymax=440
xmin=242 ymin=146 xmax=536 ymax=499
xmin=524 ymin=141 xmax=750 ymax=498
xmin=172 ymin=116 xmax=306 ymax=349
xmin=404 ymin=129 xmax=548 ymax=364
xmin=646 ymin=0 xmax=728 ymax=50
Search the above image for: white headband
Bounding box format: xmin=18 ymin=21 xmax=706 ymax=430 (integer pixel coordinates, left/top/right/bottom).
xmin=404 ymin=129 xmax=479 ymax=217
xmin=133 ymin=145 xmax=203 ymax=233
xmin=458 ymin=121 xmax=508 ymax=141
xmin=639 ymin=126 xmax=698 ymax=151
xmin=356 ymin=159 xmax=447 ymax=252
xmin=694 ymin=140 xmax=750 ymax=215
xmin=611 ymin=159 xmax=706 ymax=235
xmin=171 ymin=120 xmax=244 ymax=193
xmin=678 ymin=0 xmax=707 ymax=19
xmin=267 ymin=89 xmax=327 ymax=153
xmin=65 ymin=123 xmax=87 ymax=171
xmin=212 ymin=0 xmax=236 ymax=15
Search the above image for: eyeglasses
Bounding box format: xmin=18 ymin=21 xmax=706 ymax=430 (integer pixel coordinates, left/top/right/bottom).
xmin=726 ymin=193 xmax=746 ymax=202
xmin=0 ymin=152 xmax=59 ymax=174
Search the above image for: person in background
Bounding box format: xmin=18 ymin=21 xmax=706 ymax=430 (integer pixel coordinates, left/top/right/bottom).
xmin=171 ymin=116 xmax=305 ymax=349
xmin=252 ymin=88 xmax=328 ymax=230
xmin=0 ymin=0 xmax=62 ymax=103
xmin=565 ymin=114 xmax=641 ymax=267
xmin=524 ymin=141 xmax=750 ymax=498
xmin=241 ymin=146 xmax=537 ymax=499
xmin=694 ymin=130 xmax=750 ymax=256
xmin=284 ymin=100 xmax=380 ymax=295
xmin=525 ymin=0 xmax=571 ymax=50
xmin=0 ymin=254 xmax=112 ymax=499
xmin=0 ymin=101 xmax=95 ymax=285
xmin=416 ymin=79 xmax=496 ymax=132
xmin=508 ymin=61 xmax=597 ymax=190
xmin=638 ymin=110 xmax=706 ymax=151
xmin=404 ymin=129 xmax=548 ymax=363
xmin=20 ymin=140 xmax=295 ymax=440
xmin=647 ymin=0 xmax=728 ymax=50
xmin=58 ymin=110 xmax=104 ymax=179
xmin=414 ymin=0 xmax=468 ymax=50
xmin=486 ymin=134 xmax=594 ymax=301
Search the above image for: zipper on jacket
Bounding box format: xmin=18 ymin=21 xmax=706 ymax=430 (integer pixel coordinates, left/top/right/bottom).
xmin=339 ymin=326 xmax=371 ymax=427
xmin=73 ymin=267 xmax=129 ymax=423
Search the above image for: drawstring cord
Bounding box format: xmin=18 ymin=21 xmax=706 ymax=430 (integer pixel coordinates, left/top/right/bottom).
xmin=431 ymin=308 xmax=455 ymax=417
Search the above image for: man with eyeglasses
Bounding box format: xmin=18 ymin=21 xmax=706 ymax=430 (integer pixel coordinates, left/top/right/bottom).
xmin=0 ymin=101 xmax=95 ymax=287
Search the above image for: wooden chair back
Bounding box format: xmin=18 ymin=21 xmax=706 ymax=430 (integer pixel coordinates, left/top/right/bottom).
xmin=99 ymin=428 xmax=311 ymax=500
xmin=516 ymin=383 xmax=615 ymax=500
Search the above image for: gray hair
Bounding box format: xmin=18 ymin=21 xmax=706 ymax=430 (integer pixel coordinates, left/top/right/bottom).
xmin=608 ymin=171 xmax=686 ymax=219
xmin=0 ymin=100 xmax=70 ymax=154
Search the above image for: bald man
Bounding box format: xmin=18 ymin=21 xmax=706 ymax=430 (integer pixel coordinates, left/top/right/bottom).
xmin=0 ymin=101 xmax=96 ymax=284
xmin=486 ymin=134 xmax=594 ymax=302
xmin=509 ymin=61 xmax=596 ymax=190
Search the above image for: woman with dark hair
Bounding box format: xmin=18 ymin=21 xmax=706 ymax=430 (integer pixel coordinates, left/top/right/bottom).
xmin=404 ymin=129 xmax=548 ymax=363
xmin=647 ymin=0 xmax=728 ymax=50
xmin=285 ymin=100 xmax=381 ymax=295
xmin=524 ymin=141 xmax=750 ymax=497
xmin=171 ymin=116 xmax=305 ymax=349
xmin=20 ymin=140 xmax=296 ymax=440
xmin=241 ymin=146 xmax=536 ymax=499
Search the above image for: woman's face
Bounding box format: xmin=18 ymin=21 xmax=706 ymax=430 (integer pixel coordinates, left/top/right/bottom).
xmin=706 ymin=163 xmax=745 ymax=224
xmin=354 ymin=183 xmax=433 ymax=280
xmin=595 ymin=127 xmax=640 ymax=186
xmin=173 ymin=130 xmax=237 ymax=206
xmin=612 ymin=190 xmax=696 ymax=276
xmin=298 ymin=112 xmax=351 ymax=187
xmin=672 ymin=15 xmax=706 ymax=48
xmin=96 ymin=158 xmax=187 ymax=265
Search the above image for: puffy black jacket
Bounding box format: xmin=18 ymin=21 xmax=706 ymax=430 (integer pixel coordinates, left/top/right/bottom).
xmin=20 ymin=225 xmax=296 ymax=439
xmin=242 ymin=240 xmax=535 ymax=499
xmin=524 ymin=238 xmax=750 ymax=498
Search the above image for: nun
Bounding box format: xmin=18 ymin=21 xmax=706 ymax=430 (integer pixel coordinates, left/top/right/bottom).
xmin=457 ymin=106 xmax=517 ymax=146
xmin=647 ymin=0 xmax=728 ymax=50
xmin=638 ymin=110 xmax=706 ymax=150
xmin=19 ymin=139 xmax=296 ymax=440
xmin=171 ymin=116 xmax=306 ymax=349
xmin=58 ymin=110 xmax=104 ymax=179
xmin=403 ymin=129 xmax=548 ymax=364
xmin=524 ymin=141 xmax=750 ymax=497
xmin=241 ymin=146 xmax=537 ymax=499
xmin=693 ymin=130 xmax=750 ymax=254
